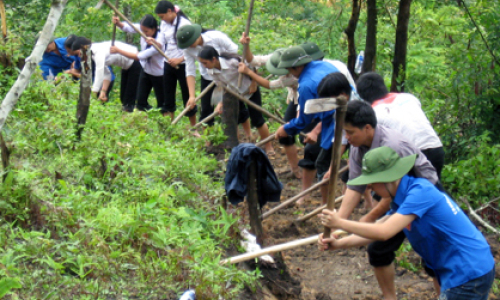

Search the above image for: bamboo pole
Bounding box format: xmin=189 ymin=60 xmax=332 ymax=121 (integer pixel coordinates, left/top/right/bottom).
xmin=255 ymin=134 xmax=275 ymax=147
xmin=111 ymin=0 xmax=119 ymax=46
xmin=262 ymin=165 xmax=348 ymax=219
xmin=322 ymin=96 xmax=348 ymax=243
xmin=172 ymin=81 xmax=216 ymax=125
xmin=223 ymin=86 xmax=285 ymax=123
xmin=101 ymin=0 xmax=176 ymax=67
xmin=238 ymin=0 xmax=255 ymax=88
xmin=296 ymin=195 xmax=344 ymax=223
xmin=0 ymin=0 xmax=68 ymax=132
xmin=221 ymin=229 xmax=347 ymax=265
xmin=191 ymin=111 xmax=219 ymax=130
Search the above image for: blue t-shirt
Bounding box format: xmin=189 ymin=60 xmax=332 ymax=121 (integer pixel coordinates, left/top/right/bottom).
xmin=391 ymin=175 xmax=494 ymax=291
xmin=283 ymin=61 xmax=339 ymax=150
xmin=39 ymin=37 xmax=78 ymax=80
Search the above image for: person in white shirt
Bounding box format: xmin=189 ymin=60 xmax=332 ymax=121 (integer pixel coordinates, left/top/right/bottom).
xmin=176 ymin=24 xmax=238 ymax=128
xmin=356 ymin=72 xmax=445 ymax=178
xmin=154 ymin=1 xmax=195 ymax=124
xmin=111 ymin=14 xmax=166 ymax=112
xmin=196 ymin=45 xmax=274 ymax=154
xmin=69 ymin=37 xmax=139 ymax=111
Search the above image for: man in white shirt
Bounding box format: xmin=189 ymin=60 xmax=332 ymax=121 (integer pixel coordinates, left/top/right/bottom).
xmin=356 ymin=72 xmax=445 ymax=178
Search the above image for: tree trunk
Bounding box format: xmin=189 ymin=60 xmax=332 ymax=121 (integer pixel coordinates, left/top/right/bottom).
xmin=363 ymin=0 xmax=377 ymax=73
xmin=76 ymin=45 xmax=92 ymax=140
xmin=123 ymin=5 xmax=134 ymax=44
xmin=221 ymin=92 xmax=239 ymax=149
xmin=391 ymin=0 xmax=412 ymax=92
xmin=247 ymin=159 xmax=264 ymax=246
xmin=344 ymin=0 xmax=361 ymax=80
xmin=0 ymin=0 xmax=68 ymax=132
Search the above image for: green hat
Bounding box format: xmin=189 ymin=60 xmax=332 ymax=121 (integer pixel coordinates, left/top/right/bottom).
xmin=277 ymin=46 xmax=312 ymax=69
xmin=300 ymin=42 xmax=324 ymax=60
xmin=265 ymin=49 xmax=289 ymax=75
xmin=347 ymin=147 xmax=417 ymax=186
xmin=176 ymin=24 xmax=202 ymax=49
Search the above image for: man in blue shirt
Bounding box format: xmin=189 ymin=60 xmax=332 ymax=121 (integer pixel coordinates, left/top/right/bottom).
xmin=319 ymin=146 xmax=495 ymax=300
xmin=38 ymin=36 xmax=78 ymax=80
xmin=275 ymin=46 xmax=342 ymax=204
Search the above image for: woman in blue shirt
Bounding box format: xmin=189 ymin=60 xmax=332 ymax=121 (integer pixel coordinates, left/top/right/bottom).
xmin=318 ymin=146 xmax=495 ymax=300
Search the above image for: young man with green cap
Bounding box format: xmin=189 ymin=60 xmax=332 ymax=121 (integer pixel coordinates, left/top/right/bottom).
xmin=275 ymin=46 xmax=342 ymax=204
xmin=318 ymin=146 xmax=495 ymax=300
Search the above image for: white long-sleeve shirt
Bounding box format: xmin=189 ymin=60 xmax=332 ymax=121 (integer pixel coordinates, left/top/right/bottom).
xmin=90 ymin=41 xmax=137 ymax=93
xmin=121 ymin=23 xmax=165 ymax=76
xmin=183 ymin=30 xmax=238 ymax=81
xmin=207 ymin=57 xmax=252 ymax=97
xmin=159 ymin=16 xmax=191 ymax=62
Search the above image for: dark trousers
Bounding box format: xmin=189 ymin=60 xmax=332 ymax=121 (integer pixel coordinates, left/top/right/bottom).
xmin=120 ymin=60 xmax=141 ymax=108
xmin=200 ymin=77 xmax=216 ymax=125
xmin=421 ymin=147 xmax=445 ymax=180
xmin=163 ymin=63 xmax=197 ymax=117
xmin=279 ymin=102 xmax=298 ymax=145
xmin=136 ymin=70 xmax=165 ymax=111
xmin=246 ymin=88 xmax=265 ymax=128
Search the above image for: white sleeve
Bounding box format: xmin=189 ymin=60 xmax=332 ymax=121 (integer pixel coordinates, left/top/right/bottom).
xmin=184 ymin=50 xmax=197 ymax=77
xmin=218 ymin=34 xmax=238 ymax=54
xmin=248 ymin=54 xmax=271 ymax=67
xmin=92 ymin=51 xmax=107 ymax=93
xmin=121 ymin=22 xmax=140 ymax=34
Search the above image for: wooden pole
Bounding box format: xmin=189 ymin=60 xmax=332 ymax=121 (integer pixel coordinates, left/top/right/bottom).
xmin=191 ymin=111 xmax=219 ymax=130
xmin=247 ymin=159 xmax=264 ymax=246
xmin=296 ymin=195 xmax=344 ymax=223
xmin=255 ymin=134 xmax=275 ymax=147
xmin=101 ymin=0 xmax=176 ymax=67
xmin=111 ymin=0 xmax=119 ymax=46
xmin=223 ymin=86 xmax=285 ymax=123
xmin=238 ymin=0 xmax=256 ymax=88
xmin=172 ymin=81 xmax=216 ymax=125
xmin=323 ymin=96 xmax=348 ymax=242
xmin=221 ymin=230 xmax=347 ymax=265
xmin=76 ymin=45 xmax=92 ymax=141
xmin=262 ymin=165 xmax=348 ymax=219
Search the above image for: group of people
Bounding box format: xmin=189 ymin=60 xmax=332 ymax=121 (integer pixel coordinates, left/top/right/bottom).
xmin=37 ymin=1 xmax=495 ymax=299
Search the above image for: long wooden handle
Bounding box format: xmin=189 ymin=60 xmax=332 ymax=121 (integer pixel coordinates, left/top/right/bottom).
xmin=238 ymin=0 xmax=256 ymax=88
xmin=296 ymin=195 xmax=344 ymax=223
xmin=172 ymin=81 xmax=216 ymax=125
xmin=102 ymin=0 xmax=177 ymax=68
xmin=262 ymin=165 xmax=348 ymax=219
xmin=323 ymin=97 xmax=348 ymax=240
xmin=111 ymin=0 xmax=119 ymax=46
xmin=191 ymin=111 xmax=219 ymax=130
xmin=221 ymin=230 xmax=347 ymax=265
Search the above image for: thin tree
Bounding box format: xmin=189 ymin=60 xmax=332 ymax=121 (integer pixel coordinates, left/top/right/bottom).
xmin=344 ymin=0 xmax=361 ymax=78
xmin=390 ymin=0 xmax=412 ymax=92
xmin=362 ymin=0 xmax=377 ymax=73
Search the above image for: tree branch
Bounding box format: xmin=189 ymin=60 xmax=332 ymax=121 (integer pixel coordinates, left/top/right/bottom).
xmin=461 ymin=197 xmax=500 ymax=235
xmin=0 ymin=0 xmax=68 ymax=132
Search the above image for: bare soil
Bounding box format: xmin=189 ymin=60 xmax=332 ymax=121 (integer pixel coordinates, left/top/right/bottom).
xmin=233 ymin=140 xmax=500 ymax=300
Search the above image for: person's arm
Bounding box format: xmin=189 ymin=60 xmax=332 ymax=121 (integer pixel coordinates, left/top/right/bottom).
xmin=98 ymin=79 xmax=111 ymax=102
xmin=304 ymin=122 xmax=322 ymax=144
xmin=238 ymin=63 xmax=270 ymax=89
xmin=321 ymin=210 xmax=416 ymax=241
xmin=283 ymin=85 xmax=317 ymax=135
xmin=112 ymin=16 xmax=125 ymax=30
xmin=239 ymin=32 xmax=254 ymax=63
xmin=359 ymin=197 xmax=392 ymax=223
xmin=110 ymin=46 xmax=139 ymax=60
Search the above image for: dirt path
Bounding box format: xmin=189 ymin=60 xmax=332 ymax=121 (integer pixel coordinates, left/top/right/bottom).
xmin=235 ymin=140 xmax=499 ymax=300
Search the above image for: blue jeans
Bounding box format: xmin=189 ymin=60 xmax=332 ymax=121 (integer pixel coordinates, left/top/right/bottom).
xmin=439 ymin=266 xmax=495 ymax=300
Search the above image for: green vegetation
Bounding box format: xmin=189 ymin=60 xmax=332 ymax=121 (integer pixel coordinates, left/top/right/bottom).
xmin=1 ymin=0 xmax=499 ymax=298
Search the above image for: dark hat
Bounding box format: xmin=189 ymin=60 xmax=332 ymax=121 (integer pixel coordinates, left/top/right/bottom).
xmin=300 ymin=42 xmax=324 ymax=60
xmin=265 ymin=49 xmax=289 ymax=75
xmin=176 ymin=24 xmax=202 ymax=49
xmin=277 ymin=46 xmax=312 ymax=69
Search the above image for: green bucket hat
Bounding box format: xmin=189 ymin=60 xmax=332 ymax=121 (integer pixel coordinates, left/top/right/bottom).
xmin=265 ymin=49 xmax=289 ymax=75
xmin=300 ymin=42 xmax=324 ymax=60
xmin=347 ymin=147 xmax=417 ymax=186
xmin=277 ymin=46 xmax=312 ymax=69
xmin=176 ymin=24 xmax=202 ymax=49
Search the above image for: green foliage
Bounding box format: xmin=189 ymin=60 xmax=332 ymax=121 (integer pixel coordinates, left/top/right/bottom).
xmin=0 ymin=78 xmax=258 ymax=298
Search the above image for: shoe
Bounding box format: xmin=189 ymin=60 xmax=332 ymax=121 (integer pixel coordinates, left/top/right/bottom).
xmin=122 ymin=105 xmax=133 ymax=113
xmin=136 ymin=104 xmax=153 ymax=112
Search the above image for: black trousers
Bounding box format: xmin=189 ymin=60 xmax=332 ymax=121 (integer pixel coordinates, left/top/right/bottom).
xmin=120 ymin=60 xmax=141 ymax=108
xmin=163 ymin=63 xmax=197 ymax=117
xmin=200 ymin=77 xmax=216 ymax=125
xmin=246 ymin=88 xmax=265 ymax=128
xmin=279 ymin=102 xmax=298 ymax=145
xmin=421 ymin=147 xmax=445 ymax=180
xmin=136 ymin=70 xmax=165 ymax=111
